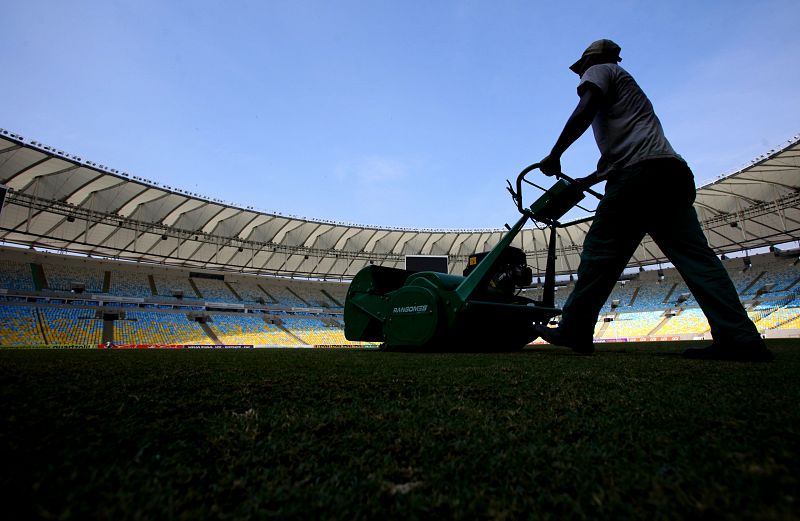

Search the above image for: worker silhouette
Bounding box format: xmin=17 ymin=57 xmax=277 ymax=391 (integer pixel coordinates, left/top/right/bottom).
xmin=534 ymin=39 xmax=772 ymax=362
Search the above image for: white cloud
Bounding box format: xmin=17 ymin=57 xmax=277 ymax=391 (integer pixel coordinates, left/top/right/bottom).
xmin=335 ymin=155 xmax=409 ymax=185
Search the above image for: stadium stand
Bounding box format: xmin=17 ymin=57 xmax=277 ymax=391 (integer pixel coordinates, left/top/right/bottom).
xmin=191 ymin=277 xmax=238 ymax=303
xmin=151 ymin=273 xmax=201 ymax=301
xmin=43 ymin=263 xmax=105 ymax=293
xmin=207 ymin=314 xmax=303 ymax=346
xmin=289 ymin=284 xmax=340 ymax=308
xmin=628 ymin=278 xmax=671 ymax=310
xmin=115 ymin=311 xmax=213 ymax=345
xmin=108 ymin=270 xmax=153 ymax=298
xmin=656 ymin=308 xmax=710 ymax=336
xmin=741 ymin=256 xmax=799 ymax=299
xmin=0 ymin=305 xmax=44 ymax=345
xmin=39 ymin=307 xmax=102 ymax=345
xmin=258 ymin=283 xmax=308 ymax=308
xmin=553 ymin=285 xmax=572 ymax=309
xmin=226 ymin=280 xmax=273 ymax=304
xmin=323 ymin=287 xmax=347 ymax=308
xmin=281 ymin=317 xmax=363 ymax=346
xmin=597 ymin=311 xmax=664 ymax=339
xmin=599 ymin=281 xmax=637 ymax=313
xmin=780 ymin=311 xmax=800 ymax=330
xmin=752 ymin=303 xmax=800 ymax=331
xmin=0 ymin=260 xmax=35 ymax=292
xmin=0 ymin=244 xmax=796 ymax=348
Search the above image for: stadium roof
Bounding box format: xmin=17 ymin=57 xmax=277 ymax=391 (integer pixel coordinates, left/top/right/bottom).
xmin=0 ymin=128 xmax=798 ymax=280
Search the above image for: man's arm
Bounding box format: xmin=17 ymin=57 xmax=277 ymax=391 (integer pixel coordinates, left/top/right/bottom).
xmin=539 ymin=84 xmax=603 ymax=176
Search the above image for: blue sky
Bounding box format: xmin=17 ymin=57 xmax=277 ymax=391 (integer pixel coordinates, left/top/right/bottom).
xmin=2 ymin=0 xmax=798 ymax=229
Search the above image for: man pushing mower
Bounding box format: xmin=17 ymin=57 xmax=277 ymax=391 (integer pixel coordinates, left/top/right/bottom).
xmin=534 ymin=39 xmax=773 ymax=362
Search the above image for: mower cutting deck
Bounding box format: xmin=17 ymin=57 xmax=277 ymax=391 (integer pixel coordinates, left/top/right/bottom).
xmin=344 ymin=164 xmax=594 ymax=351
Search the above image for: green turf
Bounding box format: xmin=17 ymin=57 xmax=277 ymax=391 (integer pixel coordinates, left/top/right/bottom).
xmin=1 ymin=341 xmax=798 ymax=520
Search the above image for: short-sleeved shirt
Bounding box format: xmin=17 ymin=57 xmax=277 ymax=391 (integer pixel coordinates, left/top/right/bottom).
xmin=579 ymin=63 xmax=683 ymax=177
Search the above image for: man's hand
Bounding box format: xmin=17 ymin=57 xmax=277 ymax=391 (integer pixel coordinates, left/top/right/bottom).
xmin=539 ymin=154 xmax=561 ymax=177
xmin=576 ymin=171 xmax=600 ymax=187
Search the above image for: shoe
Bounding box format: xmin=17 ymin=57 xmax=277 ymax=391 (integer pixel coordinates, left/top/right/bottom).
xmin=533 ymin=324 xmax=594 ymax=354
xmin=682 ymin=339 xmax=773 ymax=362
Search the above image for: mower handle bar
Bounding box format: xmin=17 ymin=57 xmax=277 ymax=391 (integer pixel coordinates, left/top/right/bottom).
xmin=507 ymin=163 xmax=603 ymax=217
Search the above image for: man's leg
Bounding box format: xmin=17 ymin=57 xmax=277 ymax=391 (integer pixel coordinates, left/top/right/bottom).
xmin=649 ymin=199 xmax=761 ymax=344
xmin=646 ymin=164 xmax=771 ymax=361
xmin=558 ymin=231 xmax=642 ymax=339
xmin=549 ymin=170 xmax=646 ymax=344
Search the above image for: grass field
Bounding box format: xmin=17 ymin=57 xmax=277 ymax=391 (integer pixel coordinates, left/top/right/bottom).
xmin=1 ymin=340 xmax=798 ymax=520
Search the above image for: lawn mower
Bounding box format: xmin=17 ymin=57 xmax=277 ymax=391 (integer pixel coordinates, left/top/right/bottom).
xmin=343 ymin=164 xmax=601 ymax=351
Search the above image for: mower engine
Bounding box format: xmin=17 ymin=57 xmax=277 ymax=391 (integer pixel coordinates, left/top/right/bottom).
xmin=463 ymin=246 xmax=532 ymax=296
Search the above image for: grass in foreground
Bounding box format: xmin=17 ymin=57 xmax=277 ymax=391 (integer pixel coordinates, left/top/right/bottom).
xmin=0 ymin=340 xmax=798 ymax=520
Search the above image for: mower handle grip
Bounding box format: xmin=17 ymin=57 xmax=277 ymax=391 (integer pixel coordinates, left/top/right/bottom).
xmin=513 ymin=163 xmax=578 ymax=216
xmin=516 ymin=162 xmax=582 ymax=194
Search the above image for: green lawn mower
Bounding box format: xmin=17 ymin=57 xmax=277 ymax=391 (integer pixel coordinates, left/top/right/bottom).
xmin=344 ymin=164 xmax=601 ymax=351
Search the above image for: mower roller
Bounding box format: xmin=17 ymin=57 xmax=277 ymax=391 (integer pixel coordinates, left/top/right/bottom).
xmin=343 ymin=164 xmax=598 ymax=351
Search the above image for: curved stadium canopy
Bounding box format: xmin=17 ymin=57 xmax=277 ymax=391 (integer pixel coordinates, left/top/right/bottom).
xmin=0 ymin=128 xmax=798 ymax=280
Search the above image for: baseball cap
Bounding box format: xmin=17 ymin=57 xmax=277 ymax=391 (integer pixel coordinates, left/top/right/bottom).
xmin=569 ymin=39 xmax=622 ymax=74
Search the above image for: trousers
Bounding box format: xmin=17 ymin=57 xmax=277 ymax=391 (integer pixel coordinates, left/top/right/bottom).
xmin=560 ymin=158 xmax=761 ymax=343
